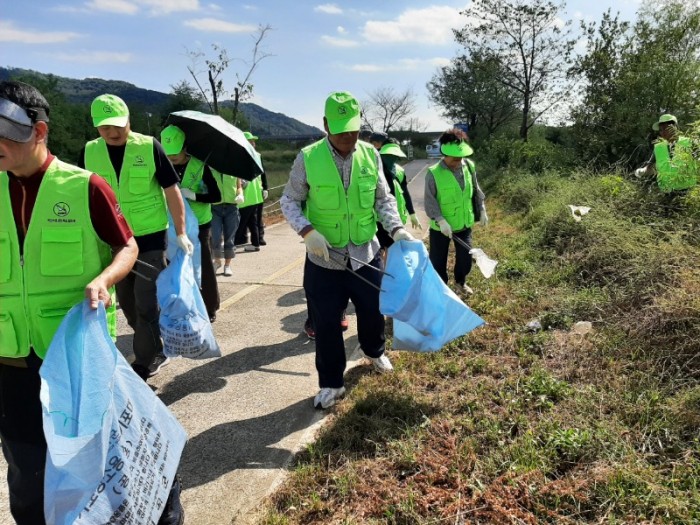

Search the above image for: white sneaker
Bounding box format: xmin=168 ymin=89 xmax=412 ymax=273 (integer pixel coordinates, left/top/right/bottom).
xmin=223 ymin=265 xmax=232 ymax=277
xmin=214 ymin=259 xmax=222 ymax=273
xmin=461 ymin=284 xmax=474 ymax=295
xmin=313 ymin=387 xmax=346 ymax=409
xmin=365 ymin=352 xmax=394 ymax=373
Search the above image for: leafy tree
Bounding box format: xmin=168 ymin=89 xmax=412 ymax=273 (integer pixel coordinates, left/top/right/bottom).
xmin=362 ymin=87 xmax=417 ymax=133
xmin=186 ymin=24 xmax=273 ymax=126
xmin=570 ymin=0 xmax=700 ymax=168
xmin=428 ymin=51 xmax=520 ymax=139
xmin=454 ymin=0 xmax=576 ymax=141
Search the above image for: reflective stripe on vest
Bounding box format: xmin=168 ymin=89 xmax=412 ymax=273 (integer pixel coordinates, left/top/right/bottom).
xmin=0 ymin=159 xmax=115 ymax=359
xmin=393 ymin=165 xmax=408 ymax=224
xmin=303 ymin=139 xmax=378 ymax=247
xmin=655 ymin=137 xmax=698 ymax=192
xmin=429 ymin=160 xmax=475 ymax=231
xmin=84 ymin=132 xmax=168 ymax=236
xmin=239 ymin=175 xmax=263 ymax=209
xmin=180 ymin=156 xmax=212 ymax=225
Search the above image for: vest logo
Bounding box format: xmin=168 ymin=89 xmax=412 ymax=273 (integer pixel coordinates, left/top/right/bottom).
xmin=360 ymin=166 xmax=368 ymax=175
xmin=53 ymin=202 xmax=70 ymax=217
xmin=134 ymin=155 xmax=146 ymax=166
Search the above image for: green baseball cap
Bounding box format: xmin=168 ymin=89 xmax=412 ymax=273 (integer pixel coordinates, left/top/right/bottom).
xmin=160 ymin=125 xmax=185 ymax=155
xmin=652 ymin=113 xmax=678 ymax=131
xmin=440 ymin=140 xmax=474 ymax=158
xmin=91 ymin=94 xmax=129 ymax=127
xmin=243 ymin=131 xmax=258 ymax=141
xmin=379 ymin=142 xmax=406 ymax=158
xmin=324 ymin=91 xmax=361 ymax=135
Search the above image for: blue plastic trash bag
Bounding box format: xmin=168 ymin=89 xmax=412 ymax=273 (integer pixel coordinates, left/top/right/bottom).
xmin=166 ymin=198 xmax=202 ymax=287
xmin=157 ymin=249 xmax=221 ymax=359
xmin=380 ymin=240 xmax=485 ymax=352
xmin=40 ymin=300 xmax=187 ymax=525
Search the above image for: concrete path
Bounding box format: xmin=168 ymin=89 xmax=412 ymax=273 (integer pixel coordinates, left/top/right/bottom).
xmin=0 ymin=159 xmax=433 ymax=525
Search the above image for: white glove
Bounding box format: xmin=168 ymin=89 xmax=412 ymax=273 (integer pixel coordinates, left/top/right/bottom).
xmin=176 ymin=234 xmax=194 ymax=256
xmin=235 ymin=193 xmax=245 ymax=204
xmin=634 ymin=167 xmax=646 ymax=178
xmin=392 ymin=228 xmax=415 ymax=242
xmin=303 ymin=229 xmax=330 ymax=261
xmin=409 ymin=213 xmax=423 ymax=230
xmin=262 ymin=190 xmax=269 ymax=200
xmin=437 ymin=219 xmax=452 ymax=239
xmin=479 ymin=208 xmax=489 ymax=227
xmin=180 ymin=187 xmax=196 ymax=201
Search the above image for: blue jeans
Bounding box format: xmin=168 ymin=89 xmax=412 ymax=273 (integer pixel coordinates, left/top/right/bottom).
xmin=211 ymin=204 xmax=240 ymax=259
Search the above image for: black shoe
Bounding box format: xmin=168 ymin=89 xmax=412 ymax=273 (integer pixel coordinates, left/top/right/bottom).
xmin=157 ymin=475 xmax=184 ymax=525
xmin=131 ymin=363 xmax=151 ymax=382
xmin=259 ymin=239 xmax=267 ymax=246
xmin=149 ymin=353 xmax=171 ymax=377
xmin=209 ymin=314 xmax=216 ymax=323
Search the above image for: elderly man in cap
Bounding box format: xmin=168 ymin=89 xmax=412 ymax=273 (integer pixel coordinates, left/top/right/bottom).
xmin=0 ymin=80 xmax=138 ymax=525
xmin=79 ymin=94 xmax=193 ymax=381
xmin=424 ymin=128 xmax=487 ymax=295
xmin=636 ymin=114 xmax=698 ymax=192
xmin=281 ymin=91 xmax=415 ymax=409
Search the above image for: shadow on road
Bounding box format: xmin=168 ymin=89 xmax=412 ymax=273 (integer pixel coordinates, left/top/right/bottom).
xmin=179 ymin=397 xmax=320 ymax=488
xmin=157 ymin=334 xmax=315 ymax=406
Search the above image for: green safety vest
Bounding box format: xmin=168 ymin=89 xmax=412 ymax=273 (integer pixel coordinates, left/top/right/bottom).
xmin=654 ymin=136 xmax=698 ymax=192
xmin=212 ymin=170 xmax=239 ymax=204
xmin=240 ymin=175 xmax=263 ymax=209
xmin=303 ymin=139 xmax=378 ymax=247
xmin=393 ymin=164 xmax=408 ymax=224
xmin=429 ymin=160 xmax=475 ymax=231
xmin=0 ymin=159 xmax=116 ymax=359
xmin=180 ymin=156 xmax=212 ymax=225
xmin=84 ymin=132 xmax=168 ymax=236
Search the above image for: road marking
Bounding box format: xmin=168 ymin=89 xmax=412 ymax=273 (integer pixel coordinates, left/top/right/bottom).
xmin=218 ymin=256 xmax=305 ymax=311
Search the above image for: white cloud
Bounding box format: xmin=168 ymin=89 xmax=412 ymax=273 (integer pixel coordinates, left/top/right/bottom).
xmin=314 ymin=4 xmax=343 ymax=15
xmin=0 ymin=20 xmax=81 ymax=43
xmin=184 ymin=18 xmax=257 ymax=32
xmin=143 ymin=0 xmax=200 ymax=15
xmin=83 ymin=0 xmax=199 ymax=15
xmin=362 ymin=6 xmax=466 ymax=45
xmin=347 ymin=57 xmax=451 ymax=73
xmin=337 ymin=26 xmax=346 ymax=34
xmin=85 ymin=0 xmax=139 ymax=14
xmin=321 ymin=35 xmax=360 ymax=48
xmin=49 ymin=50 xmax=133 ymax=63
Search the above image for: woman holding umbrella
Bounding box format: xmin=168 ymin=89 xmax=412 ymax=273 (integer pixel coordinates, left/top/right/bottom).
xmin=161 ymin=124 xmax=222 ymax=322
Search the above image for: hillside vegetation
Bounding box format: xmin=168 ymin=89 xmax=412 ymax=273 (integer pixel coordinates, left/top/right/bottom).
xmin=259 ymin=139 xmax=700 ymax=523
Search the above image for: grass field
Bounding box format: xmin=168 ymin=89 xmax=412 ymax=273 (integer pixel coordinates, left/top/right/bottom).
xmin=258 ymin=165 xmax=700 ymax=524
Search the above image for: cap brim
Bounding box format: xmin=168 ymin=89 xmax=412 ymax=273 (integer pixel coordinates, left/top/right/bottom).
xmin=327 ymin=114 xmax=361 ymax=135
xmin=162 ymin=142 xmax=184 ymax=155
xmin=441 ymin=142 xmax=474 ymax=157
xmin=0 ymin=117 xmax=33 ymax=142
xmin=380 ymin=144 xmax=406 ymax=158
xmin=93 ymin=115 xmax=129 ymax=128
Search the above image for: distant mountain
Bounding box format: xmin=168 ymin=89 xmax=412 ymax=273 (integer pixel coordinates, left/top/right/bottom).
xmin=0 ymin=66 xmax=323 ymax=138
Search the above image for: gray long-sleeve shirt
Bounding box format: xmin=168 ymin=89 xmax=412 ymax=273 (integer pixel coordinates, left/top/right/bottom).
xmin=280 ymin=138 xmax=403 ymax=271
xmin=424 ymin=159 xmax=485 ymax=225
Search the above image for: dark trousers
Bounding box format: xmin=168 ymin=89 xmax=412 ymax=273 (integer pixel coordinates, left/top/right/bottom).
xmin=429 ymin=227 xmax=473 ymax=286
xmin=255 ymin=203 xmax=265 ymax=242
xmin=198 ymin=224 xmax=220 ymax=319
xmin=116 ymin=249 xmax=165 ymax=368
xmin=235 ymin=206 xmax=259 ymax=247
xmin=0 ymin=356 xmax=47 ymax=525
xmin=304 ymin=255 xmax=385 ymax=388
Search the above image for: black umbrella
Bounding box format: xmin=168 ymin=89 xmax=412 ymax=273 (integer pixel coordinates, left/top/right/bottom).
xmin=166 ymin=110 xmax=263 ymax=180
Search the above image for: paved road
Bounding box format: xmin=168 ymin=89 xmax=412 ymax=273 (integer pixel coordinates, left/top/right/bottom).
xmin=0 ymin=159 xmax=433 ymax=525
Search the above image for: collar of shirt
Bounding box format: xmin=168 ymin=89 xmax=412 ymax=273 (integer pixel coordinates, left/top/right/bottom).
xmin=7 ymin=151 xmax=54 ymax=183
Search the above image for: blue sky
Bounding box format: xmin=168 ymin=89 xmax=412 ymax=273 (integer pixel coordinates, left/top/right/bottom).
xmin=3 ymin=0 xmax=642 ymax=132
